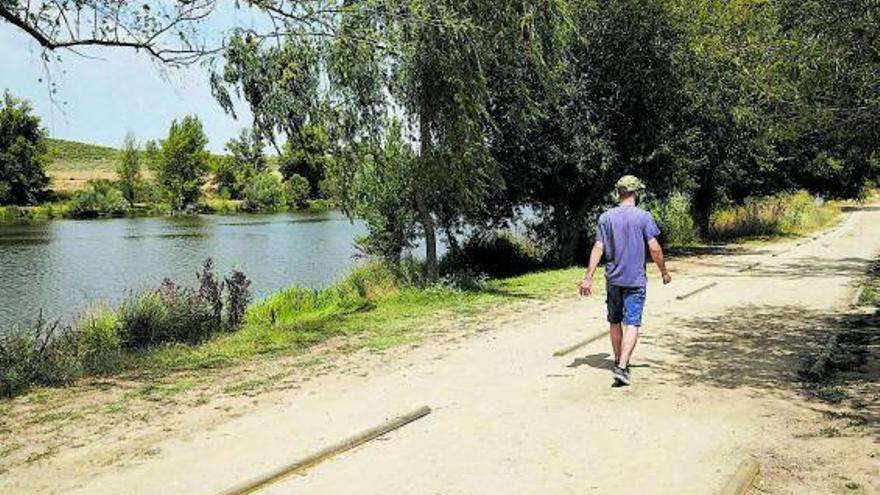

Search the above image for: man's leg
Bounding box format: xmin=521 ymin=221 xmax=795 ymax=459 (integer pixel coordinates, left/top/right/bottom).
xmin=609 ymin=322 xmax=622 ymax=363
xmin=616 ymin=286 xmax=646 ymax=381
xmin=617 ymin=325 xmax=639 ymax=368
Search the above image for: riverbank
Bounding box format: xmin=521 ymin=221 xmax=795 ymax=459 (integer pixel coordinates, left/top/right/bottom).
xmin=0 ymin=190 xmax=849 ymax=397
xmin=0 ymin=202 xmax=876 ymax=494
xmin=0 ymin=197 xmax=336 ymax=223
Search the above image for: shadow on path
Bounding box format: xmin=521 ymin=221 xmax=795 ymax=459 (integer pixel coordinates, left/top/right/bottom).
xmin=648 ymin=304 xmax=879 ymax=438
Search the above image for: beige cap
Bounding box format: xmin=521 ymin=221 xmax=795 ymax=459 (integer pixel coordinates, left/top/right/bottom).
xmin=616 ymin=175 xmax=645 ymax=193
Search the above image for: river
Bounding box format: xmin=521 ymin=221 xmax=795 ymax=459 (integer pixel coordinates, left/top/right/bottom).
xmin=0 ymin=211 xmax=368 ymax=328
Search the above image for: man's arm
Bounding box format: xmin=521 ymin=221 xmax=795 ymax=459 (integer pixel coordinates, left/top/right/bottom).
xmin=647 ymin=238 xmax=672 ymax=284
xmin=579 ymin=240 xmax=604 ymax=296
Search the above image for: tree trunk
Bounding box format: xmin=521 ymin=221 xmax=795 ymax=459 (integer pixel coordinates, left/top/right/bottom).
xmin=415 ymin=190 xmax=438 ymax=281
xmin=417 ymin=110 xmax=438 ymax=281
xmin=553 ymin=200 xmax=592 ymax=267
xmin=693 ymin=166 xmax=716 ymax=238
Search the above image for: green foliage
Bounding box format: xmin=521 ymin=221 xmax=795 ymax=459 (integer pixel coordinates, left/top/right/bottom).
xmin=0 ymin=90 xmax=49 ymax=205
xmin=116 ymin=133 xmax=141 ymax=205
xmin=283 ymin=173 xmax=310 ymax=208
xmin=68 ymin=180 xmax=129 ymax=218
xmin=211 ymin=32 xmax=321 ymax=147
xmin=155 ymin=116 xmax=210 ymax=210
xmin=45 ymin=138 xmax=119 ymax=162
xmin=708 ymin=190 xmax=837 ymax=240
xmin=216 ymin=128 xmax=267 ymax=199
xmin=279 ymin=124 xmax=334 ymax=198
xmin=341 ymin=120 xmax=418 ymax=265
xmin=241 ymin=172 xmax=285 ymax=212
xmin=118 ymin=281 xmax=214 ymax=348
xmin=77 ymin=306 xmax=122 ymax=374
xmin=644 ymin=192 xmax=699 ymax=247
xmin=441 ymin=232 xmax=549 ymax=279
xmin=0 ymin=316 xmax=80 ymax=398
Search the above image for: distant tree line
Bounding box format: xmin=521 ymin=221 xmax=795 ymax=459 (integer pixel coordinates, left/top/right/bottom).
xmin=0 ymin=92 xmax=334 ymax=216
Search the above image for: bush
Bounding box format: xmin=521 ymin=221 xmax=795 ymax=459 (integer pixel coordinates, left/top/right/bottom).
xmin=645 ymin=192 xmax=699 ymax=247
xmin=225 ymin=269 xmax=252 ymax=329
xmin=118 ymin=280 xmax=215 ymax=348
xmin=708 ymin=190 xmax=835 ymax=241
xmin=77 ymin=305 xmax=122 ymax=374
xmin=284 ymin=174 xmax=311 ymax=208
xmin=69 ymin=180 xmax=129 ymax=218
xmin=0 ymin=316 xmax=80 ymax=397
xmin=241 ymin=172 xmax=285 ymax=212
xmin=440 ymin=231 xmax=548 ymax=279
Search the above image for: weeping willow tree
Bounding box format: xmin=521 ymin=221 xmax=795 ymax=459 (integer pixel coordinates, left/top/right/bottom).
xmin=327 ymin=0 xmax=570 ymax=279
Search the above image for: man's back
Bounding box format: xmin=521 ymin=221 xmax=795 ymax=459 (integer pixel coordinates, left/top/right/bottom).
xmin=597 ymin=206 xmax=660 ymax=288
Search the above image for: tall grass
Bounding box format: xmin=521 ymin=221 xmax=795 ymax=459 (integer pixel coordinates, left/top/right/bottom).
xmin=709 ymin=190 xmax=838 ymax=241
xmin=0 ymin=316 xmax=80 ymax=397
xmin=0 ymin=261 xmax=252 ymax=397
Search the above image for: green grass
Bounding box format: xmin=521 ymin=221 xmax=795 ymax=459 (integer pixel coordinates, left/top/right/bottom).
xmin=46 ymin=138 xmax=120 ymax=162
xmin=118 ymin=265 xmax=587 ymax=378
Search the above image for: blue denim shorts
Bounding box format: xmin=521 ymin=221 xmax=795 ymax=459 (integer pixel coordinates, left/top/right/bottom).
xmin=606 ymin=285 xmax=647 ymax=326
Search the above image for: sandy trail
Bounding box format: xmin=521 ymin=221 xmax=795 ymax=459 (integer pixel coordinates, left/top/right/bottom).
xmin=6 ymin=205 xmax=879 ymax=494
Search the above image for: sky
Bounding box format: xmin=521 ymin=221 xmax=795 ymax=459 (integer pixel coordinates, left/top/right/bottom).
xmin=0 ymin=7 xmax=261 ymax=154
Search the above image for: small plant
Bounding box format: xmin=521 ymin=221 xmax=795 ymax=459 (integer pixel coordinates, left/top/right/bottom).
xmin=813 ymin=384 xmax=848 ymax=404
xmin=0 ymin=314 xmax=80 ymax=397
xmin=845 ymin=480 xmax=861 ymax=490
xmin=77 ymin=305 xmax=122 ymax=374
xmin=197 ymin=258 xmax=224 ymax=329
xmin=225 ymin=269 xmax=252 ymax=329
xmin=819 ymin=425 xmax=841 ymax=437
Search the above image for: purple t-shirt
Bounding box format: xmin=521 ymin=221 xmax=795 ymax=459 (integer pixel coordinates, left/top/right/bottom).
xmin=597 ymin=206 xmax=661 ymax=288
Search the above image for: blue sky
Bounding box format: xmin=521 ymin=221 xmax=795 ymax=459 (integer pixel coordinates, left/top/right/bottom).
xmin=0 ymin=9 xmax=260 ymax=154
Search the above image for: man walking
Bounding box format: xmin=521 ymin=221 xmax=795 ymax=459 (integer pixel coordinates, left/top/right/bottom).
xmin=578 ymin=175 xmax=671 ymax=386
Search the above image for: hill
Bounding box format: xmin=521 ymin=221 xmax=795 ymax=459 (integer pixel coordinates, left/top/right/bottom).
xmin=45 ymin=138 xmax=121 ymax=163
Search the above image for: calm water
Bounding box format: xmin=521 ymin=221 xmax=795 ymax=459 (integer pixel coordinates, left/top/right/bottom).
xmin=0 ymin=211 xmax=368 ymax=328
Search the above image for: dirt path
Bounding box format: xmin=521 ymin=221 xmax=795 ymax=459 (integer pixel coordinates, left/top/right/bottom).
xmin=3 ymin=205 xmax=878 ymax=494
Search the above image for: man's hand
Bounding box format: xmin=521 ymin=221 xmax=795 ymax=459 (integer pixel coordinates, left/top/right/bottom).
xmin=662 ymin=271 xmax=672 ymax=285
xmin=578 ymin=278 xmax=593 ymax=296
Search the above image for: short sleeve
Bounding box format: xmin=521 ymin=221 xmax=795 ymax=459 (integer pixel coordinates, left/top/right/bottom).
xmin=643 ymin=213 xmax=660 ymax=241
xmin=597 ymin=216 xmax=608 ymax=245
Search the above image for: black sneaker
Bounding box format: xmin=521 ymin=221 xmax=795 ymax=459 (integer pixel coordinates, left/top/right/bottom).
xmin=612 ymin=365 xmax=631 ymax=386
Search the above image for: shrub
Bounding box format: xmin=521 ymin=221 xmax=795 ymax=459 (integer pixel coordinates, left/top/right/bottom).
xmin=284 ymin=174 xmax=311 ymax=208
xmin=117 ymin=289 xmax=168 ymax=348
xmin=197 ymin=258 xmax=224 ymax=329
xmin=241 ymin=172 xmax=284 ymax=212
xmin=441 ymin=231 xmax=548 ymax=279
xmin=77 ymin=305 xmax=122 ymax=374
xmin=225 ymin=269 xmax=252 ymax=329
xmin=645 ymin=192 xmax=699 ymax=247
xmin=0 ymin=315 xmax=80 ymax=397
xmin=69 ymin=180 xmax=129 ymax=218
xmin=118 ymin=282 xmax=214 ymax=348
xmin=708 ymin=190 xmax=835 ymax=241
xmin=158 ymin=279 xmax=215 ymax=344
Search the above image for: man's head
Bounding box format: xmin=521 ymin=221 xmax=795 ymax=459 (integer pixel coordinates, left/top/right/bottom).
xmin=615 ymin=175 xmax=645 ymax=203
